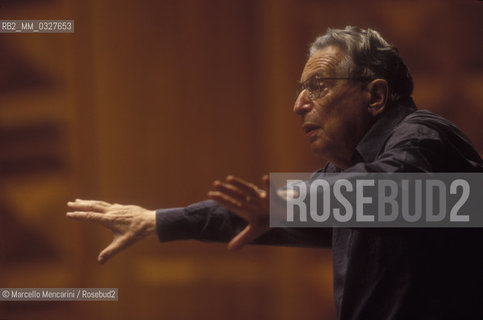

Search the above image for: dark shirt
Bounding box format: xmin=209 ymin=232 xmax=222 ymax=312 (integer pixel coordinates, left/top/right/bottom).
xmin=156 ymin=102 xmax=483 ymax=320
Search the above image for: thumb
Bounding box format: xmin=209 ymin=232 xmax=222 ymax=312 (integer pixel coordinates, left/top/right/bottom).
xmin=227 ymin=225 xmax=264 ymax=252
xmin=98 ymin=235 xmax=130 ymax=264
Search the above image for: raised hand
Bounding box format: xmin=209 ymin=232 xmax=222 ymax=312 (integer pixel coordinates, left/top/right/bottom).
xmin=66 ymin=199 xmax=156 ymax=264
xmin=208 ymin=175 xmax=270 ymax=252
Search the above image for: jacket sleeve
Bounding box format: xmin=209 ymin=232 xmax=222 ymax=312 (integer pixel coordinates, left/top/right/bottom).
xmin=156 ymin=200 xmax=332 ymax=248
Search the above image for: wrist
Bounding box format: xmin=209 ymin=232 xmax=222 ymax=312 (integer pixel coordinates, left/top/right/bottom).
xmin=148 ymin=210 xmax=157 ymax=234
xmin=140 ymin=209 xmax=157 ymax=236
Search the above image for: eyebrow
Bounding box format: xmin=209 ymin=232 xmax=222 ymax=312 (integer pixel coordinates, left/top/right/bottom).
xmin=299 ymin=72 xmax=337 ymax=84
xmin=299 ymin=71 xmax=328 ymax=83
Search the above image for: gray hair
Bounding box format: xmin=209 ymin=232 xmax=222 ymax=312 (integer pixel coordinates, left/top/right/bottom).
xmin=310 ymin=26 xmax=414 ymax=105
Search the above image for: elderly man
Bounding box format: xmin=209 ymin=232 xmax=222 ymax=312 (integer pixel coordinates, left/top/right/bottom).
xmin=67 ymin=27 xmax=483 ymax=319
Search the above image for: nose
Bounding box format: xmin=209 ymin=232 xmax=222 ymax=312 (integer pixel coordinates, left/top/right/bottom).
xmin=293 ymin=89 xmax=313 ymax=115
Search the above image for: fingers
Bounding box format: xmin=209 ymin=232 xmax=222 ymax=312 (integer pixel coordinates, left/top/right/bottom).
xmin=209 ymin=175 xmax=271 ymax=252
xmin=212 ymin=180 xmax=251 ymax=204
xmin=227 ymin=225 xmax=265 ymax=252
xmin=225 ymin=176 xmax=261 ymax=198
xmin=208 ymin=174 xmax=271 ymax=220
xmin=67 ymin=199 xmax=110 ymax=213
xmin=66 ymin=211 xmax=106 ymax=221
xmin=208 ymin=191 xmax=260 ymax=223
xmin=211 ymin=175 xmax=267 ymax=201
xmin=66 ymin=211 xmax=117 ymax=230
xmin=207 ymin=191 xmax=243 ymax=210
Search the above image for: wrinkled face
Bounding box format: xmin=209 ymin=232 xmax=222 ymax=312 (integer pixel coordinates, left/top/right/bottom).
xmin=293 ymin=45 xmax=372 ymax=167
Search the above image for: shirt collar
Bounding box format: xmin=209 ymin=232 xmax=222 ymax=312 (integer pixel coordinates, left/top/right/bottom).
xmin=353 ymin=103 xmax=416 ymax=163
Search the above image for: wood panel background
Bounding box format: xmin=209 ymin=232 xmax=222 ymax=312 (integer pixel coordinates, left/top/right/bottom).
xmin=0 ymin=1 xmax=482 ymax=319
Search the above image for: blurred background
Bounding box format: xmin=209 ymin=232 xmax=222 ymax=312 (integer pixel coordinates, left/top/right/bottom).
xmin=0 ymin=0 xmax=482 ymax=319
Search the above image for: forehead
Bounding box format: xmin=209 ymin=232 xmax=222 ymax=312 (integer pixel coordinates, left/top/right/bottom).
xmin=301 ymin=45 xmax=345 ymax=81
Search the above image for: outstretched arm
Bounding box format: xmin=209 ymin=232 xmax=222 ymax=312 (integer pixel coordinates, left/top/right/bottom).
xmin=67 ymin=175 xmax=332 ymax=263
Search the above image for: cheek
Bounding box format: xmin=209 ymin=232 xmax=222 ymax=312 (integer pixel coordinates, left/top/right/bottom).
xmin=315 ymin=97 xmax=345 ymax=130
xmin=317 ymin=96 xmax=363 ymax=139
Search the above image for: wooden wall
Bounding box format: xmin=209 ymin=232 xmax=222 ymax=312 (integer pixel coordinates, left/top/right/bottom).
xmin=1 ymin=1 xmax=482 ymax=319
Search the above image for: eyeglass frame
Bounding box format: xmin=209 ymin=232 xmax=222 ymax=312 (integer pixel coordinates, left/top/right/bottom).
xmin=296 ymin=75 xmax=373 ymax=101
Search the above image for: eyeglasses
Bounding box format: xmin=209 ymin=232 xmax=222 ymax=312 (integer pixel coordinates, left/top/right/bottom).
xmin=296 ymin=75 xmax=372 ymax=100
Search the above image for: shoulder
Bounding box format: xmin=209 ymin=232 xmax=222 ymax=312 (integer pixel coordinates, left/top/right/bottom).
xmin=382 ymin=109 xmax=482 ymax=171
xmin=385 ymin=110 xmax=464 ymax=149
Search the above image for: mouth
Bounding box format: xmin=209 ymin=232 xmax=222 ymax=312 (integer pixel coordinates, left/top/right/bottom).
xmin=302 ymin=123 xmax=321 ymax=135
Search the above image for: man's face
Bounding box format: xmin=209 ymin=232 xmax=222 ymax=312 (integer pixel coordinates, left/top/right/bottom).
xmin=293 ymin=45 xmax=372 ymax=168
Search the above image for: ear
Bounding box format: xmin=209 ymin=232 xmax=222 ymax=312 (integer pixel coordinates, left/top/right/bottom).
xmin=365 ymin=79 xmax=388 ymax=117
